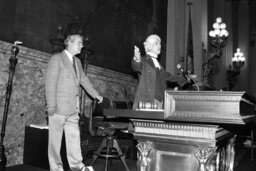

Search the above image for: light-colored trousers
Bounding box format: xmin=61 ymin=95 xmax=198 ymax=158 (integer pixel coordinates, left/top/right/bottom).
xmin=48 ymin=113 xmax=84 ymax=171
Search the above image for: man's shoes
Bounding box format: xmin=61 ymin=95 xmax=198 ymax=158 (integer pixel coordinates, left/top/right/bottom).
xmin=81 ymin=166 xmax=94 ymax=171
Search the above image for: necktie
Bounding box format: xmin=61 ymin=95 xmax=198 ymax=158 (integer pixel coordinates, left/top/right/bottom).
xmin=73 ymin=57 xmax=77 ymax=75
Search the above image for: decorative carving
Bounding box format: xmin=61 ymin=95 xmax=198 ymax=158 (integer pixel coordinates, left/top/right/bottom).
xmin=136 ymin=141 xmax=153 ymax=171
xmin=195 ymin=146 xmax=216 ymax=171
xmin=132 ymin=120 xmax=218 ymax=140
xmin=213 ymin=137 xmax=235 ymax=171
xmin=225 ymin=137 xmax=236 ymax=171
xmin=202 ymin=43 xmax=221 ymax=90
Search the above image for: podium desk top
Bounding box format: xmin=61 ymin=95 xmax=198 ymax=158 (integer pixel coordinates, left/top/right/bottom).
xmin=104 ymin=109 xmax=165 ymax=120
xmin=104 ymin=109 xmax=256 ymax=125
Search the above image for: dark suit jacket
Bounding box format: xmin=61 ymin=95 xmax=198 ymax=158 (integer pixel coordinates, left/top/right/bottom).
xmin=131 ymin=54 xmax=186 ymax=109
xmin=45 ymin=51 xmax=99 ymax=115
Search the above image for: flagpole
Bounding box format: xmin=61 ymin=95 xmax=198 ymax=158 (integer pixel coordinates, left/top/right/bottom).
xmin=186 ymin=1 xmax=194 ymax=74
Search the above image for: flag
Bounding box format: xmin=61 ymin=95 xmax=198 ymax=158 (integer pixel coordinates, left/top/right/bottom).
xmin=186 ymin=2 xmax=194 ymax=74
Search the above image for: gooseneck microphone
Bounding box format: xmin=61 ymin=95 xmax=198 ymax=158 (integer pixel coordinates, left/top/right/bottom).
xmin=177 ymin=64 xmax=189 ymax=79
xmin=176 ymin=64 xmax=200 ymax=91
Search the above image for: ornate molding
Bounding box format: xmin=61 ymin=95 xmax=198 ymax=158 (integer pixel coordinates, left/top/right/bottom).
xmin=136 ymin=141 xmax=153 ymax=171
xmin=195 ymin=146 xmax=216 ymax=171
xmin=133 ymin=120 xmax=219 ymax=140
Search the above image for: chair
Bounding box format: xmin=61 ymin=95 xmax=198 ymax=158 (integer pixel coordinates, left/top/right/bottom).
xmin=89 ymin=97 xmax=130 ymax=171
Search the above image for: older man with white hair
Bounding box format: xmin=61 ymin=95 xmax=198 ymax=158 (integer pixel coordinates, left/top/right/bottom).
xmin=132 ymin=34 xmax=188 ymax=110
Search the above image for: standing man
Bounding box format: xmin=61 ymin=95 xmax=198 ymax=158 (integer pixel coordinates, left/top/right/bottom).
xmin=132 ymin=34 xmax=188 ymax=110
xmin=45 ymin=34 xmax=103 ymax=171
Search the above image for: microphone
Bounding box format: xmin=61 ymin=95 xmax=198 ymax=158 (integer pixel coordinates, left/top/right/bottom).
xmin=177 ymin=64 xmax=189 ymax=79
xmin=176 ymin=64 xmax=200 ymax=91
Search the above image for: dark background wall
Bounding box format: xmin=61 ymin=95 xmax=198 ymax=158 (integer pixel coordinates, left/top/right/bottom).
xmin=0 ymin=0 xmax=167 ymax=75
xmin=249 ymin=0 xmax=256 ymax=29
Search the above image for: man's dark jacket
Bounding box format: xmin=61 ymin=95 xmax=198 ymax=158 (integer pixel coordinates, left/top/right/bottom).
xmin=131 ymin=54 xmax=186 ymax=109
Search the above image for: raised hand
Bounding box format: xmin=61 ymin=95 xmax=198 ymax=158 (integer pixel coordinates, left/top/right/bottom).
xmin=134 ymin=45 xmax=141 ymax=62
xmin=96 ymin=95 xmax=103 ymax=103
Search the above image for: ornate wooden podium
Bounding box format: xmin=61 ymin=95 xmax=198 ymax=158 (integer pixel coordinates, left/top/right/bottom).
xmin=104 ymin=91 xmax=256 ymax=171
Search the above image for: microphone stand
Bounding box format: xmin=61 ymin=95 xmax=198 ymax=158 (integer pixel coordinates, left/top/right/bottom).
xmin=177 ymin=64 xmax=200 ymax=91
xmin=187 ymin=75 xmax=200 ymax=91
xmin=0 ymin=41 xmax=21 ymax=169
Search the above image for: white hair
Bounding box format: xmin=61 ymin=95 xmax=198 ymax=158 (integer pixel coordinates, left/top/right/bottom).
xmin=64 ymin=34 xmax=83 ymax=48
xmin=143 ymin=34 xmax=161 ymax=53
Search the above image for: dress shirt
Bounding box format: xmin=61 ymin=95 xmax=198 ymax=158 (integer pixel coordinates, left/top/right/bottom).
xmin=64 ymin=50 xmax=73 ymax=63
xmin=146 ymin=52 xmax=161 ymax=69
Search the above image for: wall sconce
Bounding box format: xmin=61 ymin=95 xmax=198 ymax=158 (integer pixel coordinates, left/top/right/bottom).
xmin=209 ymin=17 xmax=229 ymax=52
xmin=227 ymin=48 xmax=245 ymax=90
xmin=232 ymin=48 xmax=245 ymax=72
